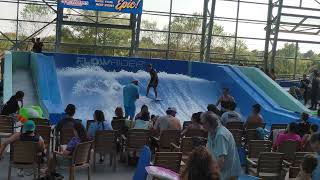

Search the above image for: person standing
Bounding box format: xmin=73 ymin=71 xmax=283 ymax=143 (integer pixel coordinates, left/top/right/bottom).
xmin=216 ymin=88 xmax=235 ymax=113
xmin=1 ymin=91 xmax=24 ymax=115
xmin=123 ymin=80 xmax=140 ymax=120
xmin=201 ymin=111 xmax=242 ymax=180
xmin=301 ymin=74 xmax=311 ymax=105
xmin=310 ymin=72 xmax=319 ymax=110
xmin=146 ymin=64 xmax=159 ymax=99
xmin=270 ymin=69 xmax=277 ymax=81
xmin=309 ymin=133 xmax=320 ymax=180
xmin=32 ymin=37 xmax=43 ymax=53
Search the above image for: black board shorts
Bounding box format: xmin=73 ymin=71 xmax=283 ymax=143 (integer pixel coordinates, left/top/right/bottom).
xmin=148 ymin=81 xmax=158 ymax=88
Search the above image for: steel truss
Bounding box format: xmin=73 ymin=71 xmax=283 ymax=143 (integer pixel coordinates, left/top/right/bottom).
xmin=0 ymin=0 xmax=320 ymax=77
xmin=264 ymin=0 xmax=320 ymax=75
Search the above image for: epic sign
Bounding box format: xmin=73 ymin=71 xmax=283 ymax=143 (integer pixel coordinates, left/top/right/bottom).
xmin=60 ymin=0 xmax=143 ymax=14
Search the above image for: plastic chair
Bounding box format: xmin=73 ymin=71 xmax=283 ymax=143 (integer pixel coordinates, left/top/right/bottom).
xmin=132 ymin=145 xmax=151 ymax=180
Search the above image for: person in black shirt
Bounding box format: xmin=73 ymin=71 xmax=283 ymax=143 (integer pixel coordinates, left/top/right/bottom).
xmin=310 ymin=72 xmax=320 ymax=110
xmin=32 ymin=37 xmax=43 ymax=53
xmin=55 ymin=104 xmax=78 ymax=136
xmin=146 ymin=64 xmax=159 ymax=99
xmin=1 ymin=91 xmax=24 ymax=115
xmin=301 ymin=74 xmax=311 ymax=105
xmin=297 ymin=112 xmax=311 ymax=137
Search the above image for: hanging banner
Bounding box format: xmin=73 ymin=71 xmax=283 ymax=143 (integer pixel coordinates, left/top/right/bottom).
xmin=60 ymin=0 xmax=143 ymax=14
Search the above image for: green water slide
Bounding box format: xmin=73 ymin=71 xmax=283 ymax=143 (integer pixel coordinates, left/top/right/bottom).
xmin=239 ymin=66 xmax=311 ymax=114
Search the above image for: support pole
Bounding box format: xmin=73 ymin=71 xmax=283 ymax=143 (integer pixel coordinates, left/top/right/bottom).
xmin=270 ymin=0 xmax=284 ymax=70
xmin=205 ymin=0 xmax=217 ymax=61
xmin=15 ymin=0 xmax=19 ymax=50
xmin=233 ymin=0 xmax=241 ymax=64
xmin=134 ymin=14 xmax=142 ymax=57
xmin=293 ymin=42 xmax=299 ymax=79
xmin=129 ymin=14 xmax=137 ymax=57
xmin=263 ymin=0 xmax=273 ymax=71
xmin=200 ymin=0 xmax=209 ymax=62
xmin=166 ymin=0 xmax=173 ymax=59
xmin=55 ymin=0 xmax=63 ymax=52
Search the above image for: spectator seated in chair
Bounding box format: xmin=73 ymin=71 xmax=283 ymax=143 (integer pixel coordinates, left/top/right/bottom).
xmin=245 ymin=104 xmax=264 ymax=127
xmin=274 ymin=122 xmax=301 ymax=151
xmin=285 ymin=154 xmax=318 ymax=180
xmin=207 ymin=104 xmax=222 ymax=117
xmin=220 ymin=102 xmax=242 ymax=126
xmin=181 ymin=112 xmax=204 ymax=136
xmin=0 ymin=120 xmax=45 ymax=160
xmin=88 ymin=110 xmax=112 ymax=139
xmin=301 ymin=124 xmax=318 ymax=150
xmin=47 ymin=123 xmax=89 ymax=177
xmin=133 ymin=105 xmax=150 ymax=129
xmin=154 ymin=107 xmax=181 ymax=133
xmin=55 ymin=104 xmax=78 ymax=136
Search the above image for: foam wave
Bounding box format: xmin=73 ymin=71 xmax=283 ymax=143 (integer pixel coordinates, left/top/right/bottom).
xmin=57 ymin=67 xmax=221 ymax=123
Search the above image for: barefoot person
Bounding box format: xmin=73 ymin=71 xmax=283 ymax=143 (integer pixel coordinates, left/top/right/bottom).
xmin=216 ymin=88 xmax=235 ymax=113
xmin=123 ymin=80 xmax=140 ymax=120
xmin=146 ymin=64 xmax=159 ymax=99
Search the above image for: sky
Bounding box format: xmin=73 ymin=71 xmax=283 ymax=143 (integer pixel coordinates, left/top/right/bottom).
xmin=1 ymin=0 xmax=320 ymax=53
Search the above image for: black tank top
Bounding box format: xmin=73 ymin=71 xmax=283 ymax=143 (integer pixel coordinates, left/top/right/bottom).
xmin=20 ymin=133 xmax=40 ymax=142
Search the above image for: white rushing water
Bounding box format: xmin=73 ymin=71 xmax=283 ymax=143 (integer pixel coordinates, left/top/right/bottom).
xmin=12 ymin=68 xmax=38 ymax=106
xmin=57 ymin=66 xmax=221 ymax=123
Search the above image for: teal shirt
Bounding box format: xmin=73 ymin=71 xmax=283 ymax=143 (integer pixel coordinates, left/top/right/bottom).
xmin=207 ymin=125 xmax=242 ymax=180
xmin=123 ymin=83 xmax=139 ymax=107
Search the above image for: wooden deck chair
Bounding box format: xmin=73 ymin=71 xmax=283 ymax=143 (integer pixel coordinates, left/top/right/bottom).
xmin=229 ymin=129 xmax=243 ymax=147
xmin=278 ymin=140 xmax=300 ymax=162
xmin=247 ymin=152 xmax=284 ymax=179
xmin=122 ymin=129 xmax=150 ymax=165
xmin=170 ymin=137 xmax=202 ymax=162
xmin=8 ymin=141 xmax=40 ymax=180
xmin=226 ymin=121 xmax=244 ymax=130
xmin=152 ymin=130 xmax=180 ymax=152
xmin=35 ymin=125 xmax=51 ymax=158
xmin=246 ymin=123 xmax=266 ymax=130
xmin=29 ymin=118 xmax=50 ymax=126
xmin=271 ymin=124 xmax=288 ymax=132
xmin=184 ymin=129 xmax=207 ymax=138
xmin=154 ymin=152 xmax=182 ymax=173
xmin=54 ymin=141 xmax=93 ymax=180
xmin=0 ymin=115 xmax=14 ymax=143
xmin=93 ymin=130 xmax=117 ymax=171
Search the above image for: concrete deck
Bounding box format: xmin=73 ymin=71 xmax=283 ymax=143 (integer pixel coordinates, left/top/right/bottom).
xmin=0 ymin=152 xmax=139 ymax=180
